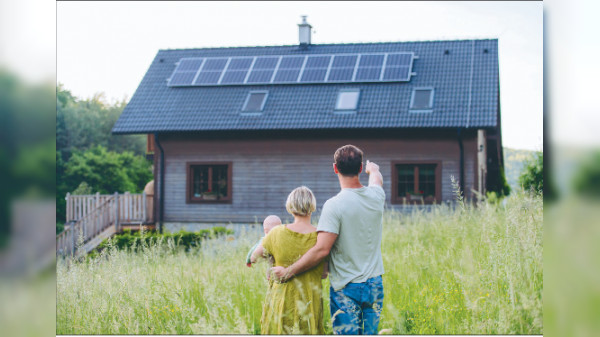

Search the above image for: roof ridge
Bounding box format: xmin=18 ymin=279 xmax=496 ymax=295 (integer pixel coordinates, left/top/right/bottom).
xmin=158 ymin=38 xmax=499 ymax=52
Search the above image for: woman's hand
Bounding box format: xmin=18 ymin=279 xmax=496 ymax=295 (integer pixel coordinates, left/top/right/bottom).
xmin=271 ymin=266 xmax=292 ymax=282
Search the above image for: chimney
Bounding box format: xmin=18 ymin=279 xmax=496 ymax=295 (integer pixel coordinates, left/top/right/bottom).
xmin=298 ymin=15 xmax=312 ymax=47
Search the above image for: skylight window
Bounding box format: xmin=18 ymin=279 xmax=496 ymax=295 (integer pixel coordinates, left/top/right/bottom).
xmin=410 ymin=88 xmax=434 ymax=111
xmin=242 ymin=91 xmax=268 ymax=112
xmin=335 ymin=89 xmax=360 ymax=111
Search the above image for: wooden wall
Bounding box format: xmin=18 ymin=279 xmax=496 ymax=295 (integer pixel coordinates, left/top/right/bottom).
xmin=157 ymin=134 xmax=478 ymax=224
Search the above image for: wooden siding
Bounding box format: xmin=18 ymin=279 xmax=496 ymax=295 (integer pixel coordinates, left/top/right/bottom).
xmin=158 ymin=136 xmax=478 ymax=223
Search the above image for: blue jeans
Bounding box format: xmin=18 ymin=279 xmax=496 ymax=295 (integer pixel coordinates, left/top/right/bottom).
xmin=330 ymin=275 xmax=384 ymax=335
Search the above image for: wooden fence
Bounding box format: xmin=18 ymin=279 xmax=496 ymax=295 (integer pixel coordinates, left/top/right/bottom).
xmin=57 ymin=192 xmax=150 ymax=256
xmin=66 ymin=192 xmax=148 ymax=224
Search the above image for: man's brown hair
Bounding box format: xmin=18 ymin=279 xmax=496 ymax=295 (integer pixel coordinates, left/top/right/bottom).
xmin=334 ymin=145 xmax=364 ymax=177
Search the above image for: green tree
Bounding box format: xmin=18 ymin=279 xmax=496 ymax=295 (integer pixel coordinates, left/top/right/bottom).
xmin=56 ymin=84 xmax=146 ymax=158
xmin=572 ymin=151 xmax=600 ymax=198
xmin=64 ymin=145 xmax=152 ymax=196
xmin=519 ymin=151 xmax=543 ymax=193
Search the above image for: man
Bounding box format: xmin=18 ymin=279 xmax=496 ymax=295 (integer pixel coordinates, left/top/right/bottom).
xmin=272 ymin=144 xmax=385 ymax=335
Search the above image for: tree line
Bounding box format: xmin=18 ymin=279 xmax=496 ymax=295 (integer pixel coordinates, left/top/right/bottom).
xmin=56 ymin=85 xmax=152 ymax=232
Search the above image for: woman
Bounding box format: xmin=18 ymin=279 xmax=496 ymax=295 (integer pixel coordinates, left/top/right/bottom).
xmin=251 ymin=186 xmax=325 ymax=334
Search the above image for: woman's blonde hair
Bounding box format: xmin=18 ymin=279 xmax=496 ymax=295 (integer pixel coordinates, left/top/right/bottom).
xmin=285 ymin=186 xmax=316 ymax=216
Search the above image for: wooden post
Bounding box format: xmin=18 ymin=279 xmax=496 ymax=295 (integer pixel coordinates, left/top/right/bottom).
xmin=114 ymin=192 xmax=120 ymax=232
xmin=65 ymin=193 xmax=71 ymax=223
xmin=142 ymin=191 xmax=147 ymax=224
xmin=71 ymin=226 xmax=76 ymax=257
xmin=477 ymin=129 xmax=487 ymax=196
xmin=95 ymin=192 xmax=99 ymax=236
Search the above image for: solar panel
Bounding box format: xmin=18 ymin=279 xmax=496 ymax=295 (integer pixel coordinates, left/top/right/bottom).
xmin=169 ymin=72 xmax=197 ymax=86
xmin=273 ymin=69 xmax=301 ymax=82
xmin=202 ymin=58 xmax=228 ymax=71
xmin=355 ymin=67 xmax=382 ymax=81
xmin=247 ymin=70 xmax=274 ymax=83
xmin=168 ymin=52 xmax=414 ymax=87
xmin=358 ymin=54 xmax=385 ymax=67
xmin=305 ymin=55 xmax=331 ymax=68
xmin=354 ymin=54 xmax=385 ymax=81
xmin=386 ymin=53 xmax=412 ymax=66
xmin=227 ymin=58 xmax=253 ymax=70
xmin=279 ymin=56 xmax=304 ymax=68
xmin=253 ymin=57 xmax=278 ymax=69
xmin=301 ymin=69 xmax=328 ymax=82
xmin=383 ymin=66 xmax=410 ymax=81
xmin=177 ymin=58 xmax=204 ymax=72
xmin=383 ymin=53 xmax=413 ymax=81
xmin=331 ymin=55 xmax=357 ymax=68
xmin=244 ymin=56 xmax=279 ymax=83
xmin=326 ymin=55 xmax=358 ymax=82
xmin=273 ymin=56 xmax=304 ymax=82
xmin=300 ymin=55 xmax=331 ymax=82
xmin=220 ymin=71 xmax=248 ymax=84
xmin=195 ymin=71 xmax=221 ymax=85
xmin=219 ymin=57 xmax=253 ymax=84
xmin=167 ymin=58 xmax=205 ymax=86
xmin=328 ymin=68 xmax=355 ymax=82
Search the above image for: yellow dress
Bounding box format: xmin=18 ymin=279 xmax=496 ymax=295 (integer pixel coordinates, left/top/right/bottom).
xmin=260 ymin=225 xmax=325 ymax=335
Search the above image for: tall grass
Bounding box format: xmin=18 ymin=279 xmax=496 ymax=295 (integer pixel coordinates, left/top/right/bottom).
xmin=57 ymin=191 xmax=542 ymax=335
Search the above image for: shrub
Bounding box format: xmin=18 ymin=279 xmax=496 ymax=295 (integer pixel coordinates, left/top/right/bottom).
xmin=572 ymin=151 xmax=600 ymax=198
xmin=93 ymin=227 xmax=234 ymax=254
xmin=519 ymin=151 xmax=543 ymax=193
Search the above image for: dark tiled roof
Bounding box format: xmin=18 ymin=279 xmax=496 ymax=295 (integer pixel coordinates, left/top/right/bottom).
xmin=112 ymin=39 xmax=499 ymax=134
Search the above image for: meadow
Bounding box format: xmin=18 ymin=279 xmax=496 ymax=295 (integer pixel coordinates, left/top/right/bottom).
xmin=56 ymin=191 xmax=542 ymax=335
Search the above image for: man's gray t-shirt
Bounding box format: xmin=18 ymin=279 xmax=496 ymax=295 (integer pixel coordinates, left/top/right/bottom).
xmin=317 ymin=185 xmax=385 ymax=291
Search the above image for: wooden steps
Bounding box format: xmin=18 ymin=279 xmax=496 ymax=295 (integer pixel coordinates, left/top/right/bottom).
xmin=82 ymin=225 xmax=116 ymax=254
xmin=57 ymin=192 xmax=152 ymax=256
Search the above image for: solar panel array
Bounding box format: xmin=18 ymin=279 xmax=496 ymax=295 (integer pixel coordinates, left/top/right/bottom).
xmin=167 ymin=52 xmax=415 ymax=87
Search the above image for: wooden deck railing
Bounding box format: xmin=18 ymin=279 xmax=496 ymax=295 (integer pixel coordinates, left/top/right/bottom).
xmin=58 ymin=192 xmax=150 ymax=256
xmin=66 ymin=192 xmax=149 ymax=224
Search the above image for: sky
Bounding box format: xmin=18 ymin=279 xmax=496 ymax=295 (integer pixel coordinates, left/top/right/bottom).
xmin=55 ymin=1 xmax=544 ymax=151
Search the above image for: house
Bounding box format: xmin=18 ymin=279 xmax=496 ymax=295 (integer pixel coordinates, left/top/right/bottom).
xmin=112 ymin=18 xmax=505 ymax=232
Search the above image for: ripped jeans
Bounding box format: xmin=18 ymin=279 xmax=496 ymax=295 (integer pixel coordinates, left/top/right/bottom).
xmin=330 ymin=275 xmax=384 ymax=335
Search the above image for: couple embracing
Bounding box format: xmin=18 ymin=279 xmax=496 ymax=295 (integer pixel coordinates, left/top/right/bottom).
xmin=250 ymin=145 xmax=385 ymax=335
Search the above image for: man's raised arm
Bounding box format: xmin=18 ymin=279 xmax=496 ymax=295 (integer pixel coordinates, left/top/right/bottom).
xmin=271 ymin=231 xmax=337 ymax=282
xmin=366 ymin=160 xmax=383 ymax=187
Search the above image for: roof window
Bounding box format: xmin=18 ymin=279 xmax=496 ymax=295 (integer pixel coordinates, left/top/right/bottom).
xmin=409 ymin=88 xmax=434 ymax=112
xmin=242 ymin=91 xmax=268 ymax=112
xmin=335 ymin=89 xmax=360 ymax=111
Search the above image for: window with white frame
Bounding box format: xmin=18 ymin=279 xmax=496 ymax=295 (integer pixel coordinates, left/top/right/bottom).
xmin=410 ymin=88 xmax=434 ymax=111
xmin=335 ymin=89 xmax=360 ymax=111
xmin=242 ymin=91 xmax=268 ymax=112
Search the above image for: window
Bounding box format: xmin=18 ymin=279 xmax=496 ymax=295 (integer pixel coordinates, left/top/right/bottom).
xmin=242 ymin=91 xmax=268 ymax=112
xmin=409 ymin=87 xmax=434 ymax=111
xmin=335 ymin=89 xmax=360 ymax=111
xmin=391 ymin=162 xmax=441 ymax=204
xmin=186 ymin=163 xmax=232 ymax=203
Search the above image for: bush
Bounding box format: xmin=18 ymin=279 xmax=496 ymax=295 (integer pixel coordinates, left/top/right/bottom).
xmin=572 ymin=151 xmax=600 ymax=198
xmin=93 ymin=227 xmax=234 ymax=254
xmin=519 ymin=151 xmax=543 ymax=193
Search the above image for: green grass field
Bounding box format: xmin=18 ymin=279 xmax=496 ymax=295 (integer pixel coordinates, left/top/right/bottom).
xmin=56 ymin=191 xmax=542 ymax=335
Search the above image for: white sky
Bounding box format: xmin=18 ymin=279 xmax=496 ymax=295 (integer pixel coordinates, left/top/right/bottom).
xmin=55 ymin=1 xmax=544 ymax=151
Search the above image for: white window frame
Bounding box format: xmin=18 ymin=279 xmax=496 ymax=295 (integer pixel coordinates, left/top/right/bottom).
xmin=241 ymin=91 xmax=269 ymax=114
xmin=409 ymin=87 xmax=435 ymax=113
xmin=335 ymin=88 xmax=361 ymax=113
